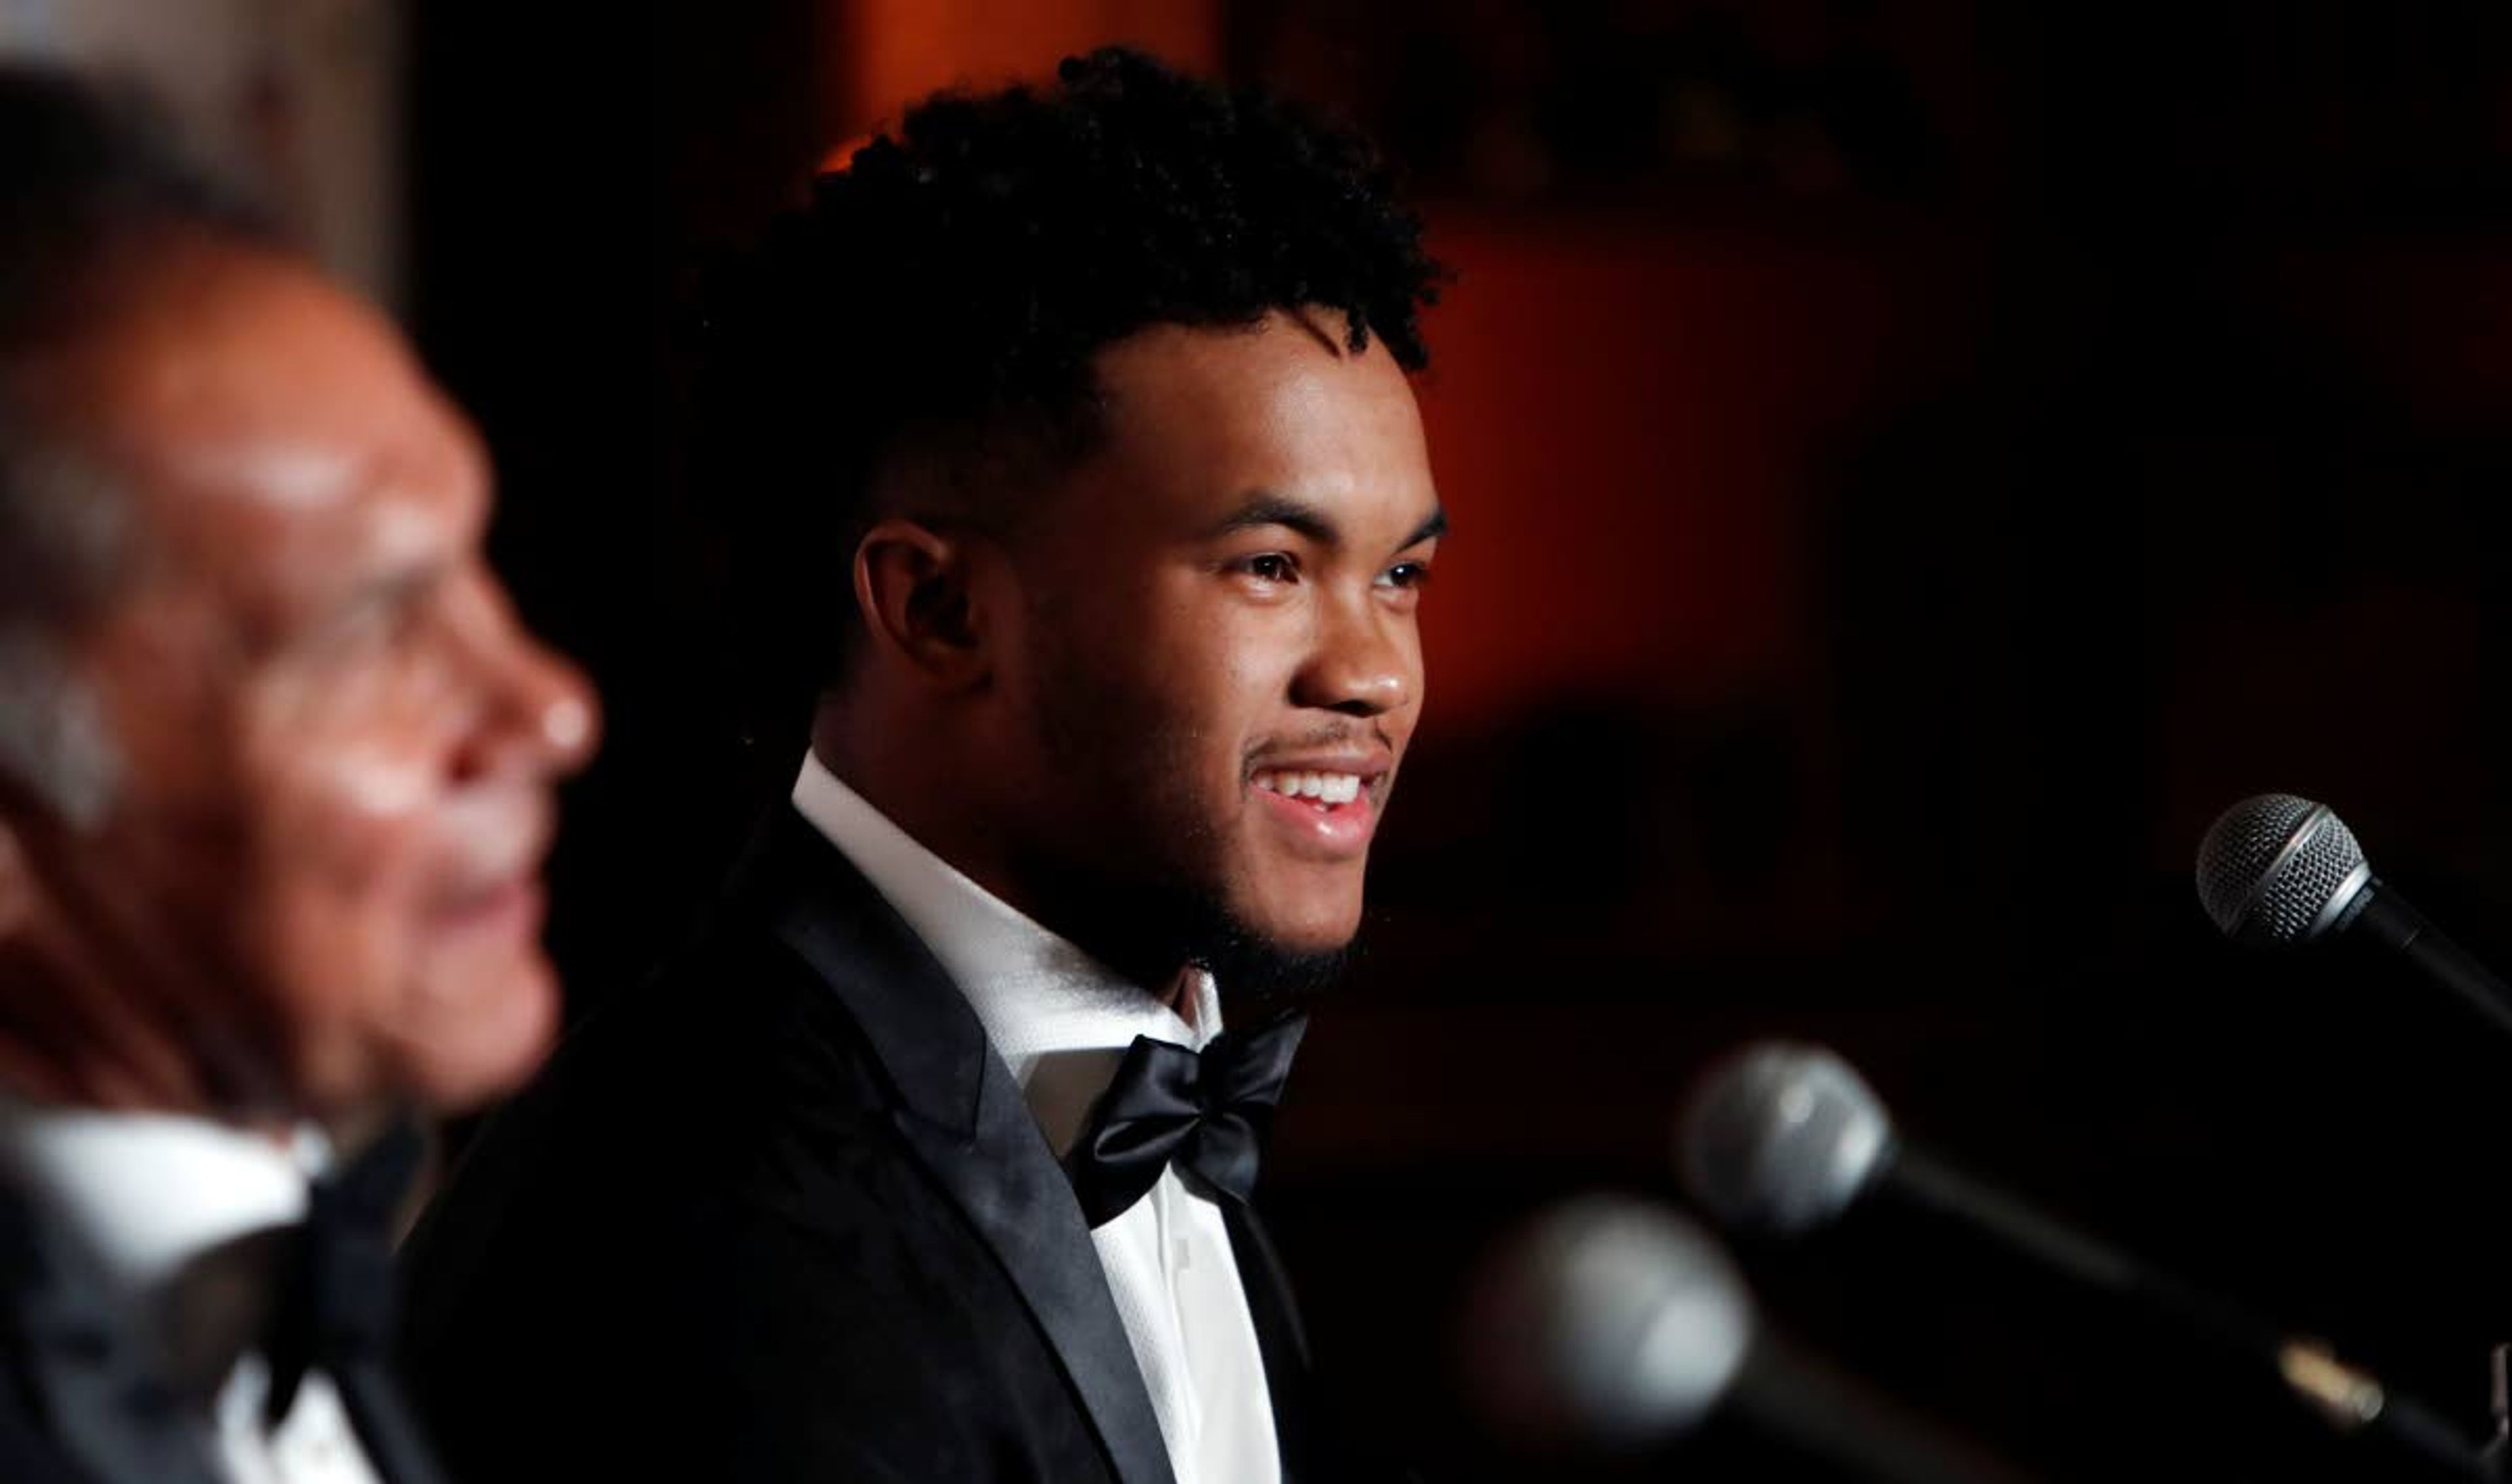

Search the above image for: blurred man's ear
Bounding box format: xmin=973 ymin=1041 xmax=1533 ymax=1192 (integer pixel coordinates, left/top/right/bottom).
xmin=0 ymin=643 xmax=121 ymax=834
xmin=0 ymin=820 xmax=31 ymax=938
xmin=852 ymin=516 xmax=994 ymax=691
xmin=0 ymin=755 xmax=78 ymax=939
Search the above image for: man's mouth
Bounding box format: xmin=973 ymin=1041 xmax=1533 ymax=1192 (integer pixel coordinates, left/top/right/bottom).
xmin=431 ymin=872 xmax=546 ymax=942
xmin=428 ymin=794 xmax=556 ymax=941
xmin=1248 ymin=761 xmax=1387 ymax=857
xmin=1252 ymin=768 xmax=1367 ymax=807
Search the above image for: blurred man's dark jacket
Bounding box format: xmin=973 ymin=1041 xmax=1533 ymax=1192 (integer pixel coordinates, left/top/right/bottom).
xmin=0 ymin=1179 xmax=440 ymax=1484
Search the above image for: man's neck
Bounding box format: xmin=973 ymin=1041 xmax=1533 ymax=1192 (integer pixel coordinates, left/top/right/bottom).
xmin=0 ymin=851 xmax=285 ymax=1117
xmin=809 ymin=728 xmax=1020 ymax=904
xmin=0 ymin=947 xmax=323 ymax=1137
xmin=1157 ymin=963 xmax=1203 ymax=1029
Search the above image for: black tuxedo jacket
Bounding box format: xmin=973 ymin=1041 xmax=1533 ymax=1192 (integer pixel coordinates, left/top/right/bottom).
xmin=0 ymin=1170 xmax=442 ymax=1484
xmin=401 ymin=808 xmax=1350 ymax=1483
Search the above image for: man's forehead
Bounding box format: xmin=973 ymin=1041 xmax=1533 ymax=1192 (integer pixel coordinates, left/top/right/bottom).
xmin=61 ymin=247 xmax=483 ymax=534
xmin=1081 ymin=310 xmax=1433 ymax=525
xmin=78 ymin=246 xmax=447 ymax=453
xmin=1094 ymin=308 xmax=1403 ymax=411
xmin=22 ymin=242 xmax=491 ymax=623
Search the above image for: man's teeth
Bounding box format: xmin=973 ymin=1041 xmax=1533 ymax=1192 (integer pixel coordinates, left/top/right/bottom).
xmin=1253 ymin=770 xmax=1363 ymax=806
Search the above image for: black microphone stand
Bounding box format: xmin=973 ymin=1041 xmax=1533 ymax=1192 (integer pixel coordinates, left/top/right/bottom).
xmin=1887 ymin=1150 xmax=2498 ymax=1481
xmin=2481 ymin=1345 xmax=2510 ymax=1483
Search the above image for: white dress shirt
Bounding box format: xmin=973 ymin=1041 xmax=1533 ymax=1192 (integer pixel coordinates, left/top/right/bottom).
xmin=0 ymin=1100 xmax=383 ymax=1484
xmin=794 ymin=753 xmax=1283 ymax=1484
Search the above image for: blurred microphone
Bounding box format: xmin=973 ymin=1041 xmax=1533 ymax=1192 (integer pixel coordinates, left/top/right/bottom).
xmin=1465 ymin=1195 xmax=2039 ymax=1484
xmin=2196 ymin=793 xmax=2512 ymax=1037
xmin=1679 ymin=1043 xmax=2490 ymax=1479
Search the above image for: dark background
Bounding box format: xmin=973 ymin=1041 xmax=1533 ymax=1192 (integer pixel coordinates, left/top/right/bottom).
xmin=410 ymin=3 xmax=2512 ymax=1478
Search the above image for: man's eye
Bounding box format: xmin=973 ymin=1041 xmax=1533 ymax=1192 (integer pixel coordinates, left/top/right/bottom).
xmin=323 ymin=595 xmax=422 ymax=657
xmin=1379 ymin=561 xmax=1432 ymax=591
xmin=1239 ymin=553 xmax=1299 ymax=583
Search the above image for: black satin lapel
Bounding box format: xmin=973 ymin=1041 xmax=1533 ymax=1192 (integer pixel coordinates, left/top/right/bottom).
xmin=762 ymin=810 xmax=986 ymax=1137
xmin=316 ymin=1122 xmax=445 ymax=1484
xmin=328 ymin=1358 xmax=446 ymax=1484
xmin=765 ymin=810 xmax=1178 ymax=1484
xmin=892 ymin=1065 xmax=1179 ymax=1484
xmin=1225 ymin=1202 xmax=1319 ymax=1484
xmin=0 ymin=1183 xmax=222 ymax=1484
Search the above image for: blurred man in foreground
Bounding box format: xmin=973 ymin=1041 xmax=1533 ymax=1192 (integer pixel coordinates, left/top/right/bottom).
xmin=406 ymin=47 xmax=1444 ymax=1484
xmin=0 ymin=67 xmax=597 ymax=1482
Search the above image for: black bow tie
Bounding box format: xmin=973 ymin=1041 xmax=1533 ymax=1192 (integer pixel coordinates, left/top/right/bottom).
xmin=1065 ymin=1012 xmax=1307 ymax=1228
xmin=259 ymin=1120 xmax=422 ymax=1430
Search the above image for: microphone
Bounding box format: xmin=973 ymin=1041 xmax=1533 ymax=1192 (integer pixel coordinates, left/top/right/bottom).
xmin=1464 ymin=1194 xmax=2040 ymax=1484
xmin=2195 ymin=793 xmax=2512 ymax=1037
xmin=1680 ymin=1043 xmax=2491 ymax=1479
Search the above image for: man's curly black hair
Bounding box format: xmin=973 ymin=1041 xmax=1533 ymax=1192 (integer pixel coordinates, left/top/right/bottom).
xmin=701 ymin=46 xmax=1445 ymax=709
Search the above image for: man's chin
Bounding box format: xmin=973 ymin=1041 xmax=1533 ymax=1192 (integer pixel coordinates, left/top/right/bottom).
xmin=1188 ymin=912 xmax=1359 ymax=1017
xmin=396 ymin=960 xmax=561 ymax=1112
xmin=1007 ymin=840 xmax=1364 ymax=1012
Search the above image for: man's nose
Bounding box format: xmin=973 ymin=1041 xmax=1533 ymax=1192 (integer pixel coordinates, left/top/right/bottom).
xmin=501 ymin=641 xmax=601 ymax=778
xmin=1289 ymin=593 xmax=1416 ymax=719
xmin=457 ymin=601 xmax=601 ymax=784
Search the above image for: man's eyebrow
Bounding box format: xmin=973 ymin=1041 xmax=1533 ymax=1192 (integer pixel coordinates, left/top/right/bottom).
xmin=1207 ymin=495 xmax=1450 ymax=553
xmin=1208 ymin=493 xmax=1340 ymax=545
xmin=324 ymin=559 xmax=444 ymax=631
xmin=1400 ymin=505 xmax=1450 ymax=549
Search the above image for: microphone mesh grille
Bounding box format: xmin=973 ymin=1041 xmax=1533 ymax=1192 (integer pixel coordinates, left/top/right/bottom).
xmin=2193 ymin=794 xmax=2366 ymax=945
xmin=1465 ymin=1198 xmax=1753 ymax=1445
xmin=1679 ymin=1043 xmax=1893 ymax=1237
xmin=2252 ymin=810 xmax=2364 ymax=946
xmin=2194 ymin=793 xmax=2318 ymax=935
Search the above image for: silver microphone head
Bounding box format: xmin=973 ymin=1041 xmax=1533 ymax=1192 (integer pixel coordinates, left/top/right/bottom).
xmin=1464 ymin=1196 xmax=1756 ymax=1447
xmin=1679 ymin=1043 xmax=1895 ymax=1238
xmin=2194 ymin=793 xmax=2375 ymax=946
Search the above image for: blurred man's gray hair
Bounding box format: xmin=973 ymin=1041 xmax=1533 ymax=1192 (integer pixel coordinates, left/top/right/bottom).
xmin=0 ymin=65 xmax=278 ymax=827
xmin=0 ymin=425 xmax=127 ymax=825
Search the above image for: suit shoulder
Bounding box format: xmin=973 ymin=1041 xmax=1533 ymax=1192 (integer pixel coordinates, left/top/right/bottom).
xmin=398 ymin=916 xmax=909 ymax=1320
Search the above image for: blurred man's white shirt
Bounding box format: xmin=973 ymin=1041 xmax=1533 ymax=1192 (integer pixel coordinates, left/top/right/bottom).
xmin=0 ymin=1100 xmax=382 ymax=1484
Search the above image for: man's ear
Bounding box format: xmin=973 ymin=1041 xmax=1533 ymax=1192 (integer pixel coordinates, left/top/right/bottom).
xmin=0 ymin=820 xmax=32 ymax=939
xmin=852 ymin=517 xmax=992 ymax=689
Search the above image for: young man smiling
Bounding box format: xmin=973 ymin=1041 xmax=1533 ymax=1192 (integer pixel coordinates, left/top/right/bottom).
xmin=402 ymin=49 xmax=1446 ymax=1483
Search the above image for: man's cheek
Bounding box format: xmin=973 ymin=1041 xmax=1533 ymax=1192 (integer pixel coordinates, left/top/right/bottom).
xmin=214 ymin=863 xmax=413 ymax=1113
xmin=251 ymin=737 xmax=445 ymax=967
xmin=256 ymin=816 xmax=429 ymax=984
xmin=394 ymin=942 xmax=561 ymax=1110
xmin=249 ymin=873 xmax=411 ymax=1013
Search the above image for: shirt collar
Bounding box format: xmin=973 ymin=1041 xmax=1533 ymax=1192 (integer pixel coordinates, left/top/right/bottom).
xmin=0 ymin=1097 xmax=325 ymax=1303
xmin=791 ymin=753 xmax=1221 ymax=1150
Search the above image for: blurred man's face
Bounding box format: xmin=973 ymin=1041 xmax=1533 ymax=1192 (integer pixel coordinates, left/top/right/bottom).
xmin=13 ymin=240 xmax=596 ymax=1118
xmin=986 ymin=308 xmax=1440 ymax=994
